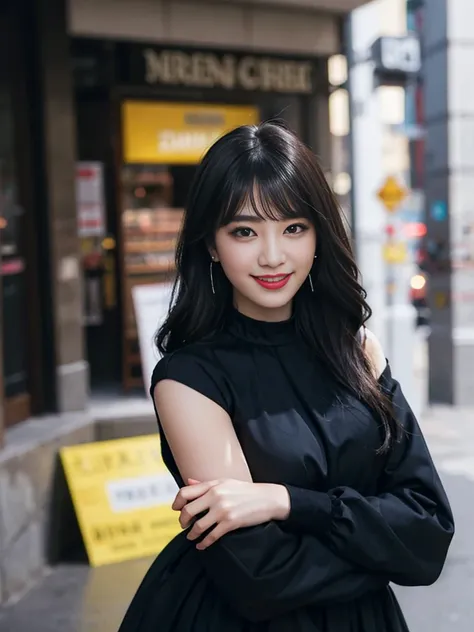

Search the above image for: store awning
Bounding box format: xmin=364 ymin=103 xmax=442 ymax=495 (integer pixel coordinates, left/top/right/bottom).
xmin=214 ymin=0 xmax=371 ymax=14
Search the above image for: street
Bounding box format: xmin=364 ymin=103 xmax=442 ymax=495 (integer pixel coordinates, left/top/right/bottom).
xmin=0 ymin=405 xmax=472 ymax=631
xmin=395 ymin=406 xmax=474 ymax=630
xmin=1 ymin=0 xmax=472 ymax=629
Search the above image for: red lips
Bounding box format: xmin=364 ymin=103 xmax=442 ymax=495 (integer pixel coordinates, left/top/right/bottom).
xmin=252 ymin=274 xmax=293 ymax=290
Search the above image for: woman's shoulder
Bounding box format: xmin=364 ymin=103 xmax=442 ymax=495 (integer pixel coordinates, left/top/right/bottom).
xmin=358 ymin=326 xmax=387 ymax=379
xmin=150 ymin=338 xmax=233 ymax=414
xmin=152 ymin=339 xmax=219 ymax=378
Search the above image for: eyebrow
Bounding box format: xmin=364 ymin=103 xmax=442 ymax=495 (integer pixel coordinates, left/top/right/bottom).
xmin=231 ymin=214 xmax=307 ymax=223
xmin=231 ymin=215 xmax=265 ymax=223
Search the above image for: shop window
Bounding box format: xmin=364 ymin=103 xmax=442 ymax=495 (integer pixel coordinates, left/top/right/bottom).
xmin=121 ymin=164 xmax=186 ymax=390
xmin=0 ymin=89 xmax=29 ymax=425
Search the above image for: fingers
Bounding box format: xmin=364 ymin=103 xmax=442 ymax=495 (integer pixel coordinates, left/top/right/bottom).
xmin=171 ymin=480 xmax=218 ymax=510
xmin=196 ymin=522 xmax=232 ymax=550
xmin=178 ymin=494 xmax=213 ymax=529
xmin=186 ymin=511 xmax=217 ymax=541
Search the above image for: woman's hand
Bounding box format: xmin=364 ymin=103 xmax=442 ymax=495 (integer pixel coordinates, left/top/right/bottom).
xmin=172 ymin=478 xmax=290 ymax=550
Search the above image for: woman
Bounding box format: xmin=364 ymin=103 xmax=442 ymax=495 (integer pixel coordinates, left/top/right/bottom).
xmin=119 ymin=121 xmax=454 ymax=631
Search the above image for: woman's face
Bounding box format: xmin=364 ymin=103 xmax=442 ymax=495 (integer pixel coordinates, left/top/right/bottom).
xmin=212 ymin=205 xmax=317 ymax=321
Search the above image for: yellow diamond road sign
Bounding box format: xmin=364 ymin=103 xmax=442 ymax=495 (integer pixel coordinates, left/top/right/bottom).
xmin=377 ymin=176 xmax=407 ymax=212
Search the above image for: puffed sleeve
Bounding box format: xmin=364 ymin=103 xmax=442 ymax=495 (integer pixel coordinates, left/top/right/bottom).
xmin=281 ymin=364 xmax=454 ymax=587
xmin=151 ymin=351 xmax=389 ymax=622
xmin=200 ymin=520 xmax=389 ymax=621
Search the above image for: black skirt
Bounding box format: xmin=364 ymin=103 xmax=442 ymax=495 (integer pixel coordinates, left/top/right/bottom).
xmin=118 ymin=531 xmax=410 ymax=632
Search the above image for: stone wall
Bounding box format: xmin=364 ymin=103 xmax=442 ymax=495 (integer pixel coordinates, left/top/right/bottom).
xmin=0 ymin=409 xmax=155 ymax=605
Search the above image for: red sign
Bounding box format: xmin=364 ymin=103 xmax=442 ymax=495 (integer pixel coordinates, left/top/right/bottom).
xmin=76 ymin=162 xmax=106 ymax=238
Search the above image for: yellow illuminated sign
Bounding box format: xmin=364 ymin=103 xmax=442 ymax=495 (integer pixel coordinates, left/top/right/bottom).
xmin=60 ymin=435 xmax=180 ymax=567
xmin=122 ymin=101 xmax=260 ymax=164
xmin=377 ymin=176 xmax=408 ymax=212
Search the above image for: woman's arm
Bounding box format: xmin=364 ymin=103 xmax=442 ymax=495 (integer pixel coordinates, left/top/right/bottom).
xmin=174 ymin=477 xmax=290 ymax=548
xmin=154 ymin=377 xmax=388 ymax=622
xmin=274 ymin=334 xmax=454 ymax=586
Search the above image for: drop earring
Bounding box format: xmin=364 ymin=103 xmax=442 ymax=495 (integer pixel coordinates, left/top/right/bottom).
xmin=308 ymin=254 xmax=317 ymax=293
xmin=210 ymin=257 xmax=216 ymax=295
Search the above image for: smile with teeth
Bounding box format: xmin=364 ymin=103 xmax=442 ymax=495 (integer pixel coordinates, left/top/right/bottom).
xmin=257 ymin=275 xmax=289 ymax=282
xmin=252 ymin=273 xmax=293 ymax=290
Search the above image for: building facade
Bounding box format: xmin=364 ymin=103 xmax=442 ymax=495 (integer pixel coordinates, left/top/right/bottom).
xmin=1 ymin=0 xmax=363 ymax=431
xmin=69 ymin=0 xmax=345 ymax=394
xmin=422 ymin=0 xmax=474 ymax=405
xmin=72 ymin=39 xmax=331 ymax=392
xmin=1 ymin=0 xmax=74 ymax=440
xmin=0 ymin=0 xmax=370 ymax=605
xmin=347 ymin=0 xmax=424 ymax=414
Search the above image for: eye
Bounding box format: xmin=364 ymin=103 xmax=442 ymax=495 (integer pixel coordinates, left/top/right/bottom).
xmin=230 ymin=227 xmax=255 ymax=238
xmin=285 ymin=223 xmax=308 ymax=235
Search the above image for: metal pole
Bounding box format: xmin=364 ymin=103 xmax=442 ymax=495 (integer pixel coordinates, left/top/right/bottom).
xmin=344 ymin=14 xmax=357 ymax=255
xmin=348 ymin=3 xmax=387 ymax=348
xmin=0 ymin=225 xmax=4 ymax=447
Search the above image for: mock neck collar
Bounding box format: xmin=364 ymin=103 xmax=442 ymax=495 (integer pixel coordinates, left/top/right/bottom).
xmin=226 ymin=308 xmax=296 ymax=346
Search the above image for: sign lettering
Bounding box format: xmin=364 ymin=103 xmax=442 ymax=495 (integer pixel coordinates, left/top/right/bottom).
xmin=142 ymin=48 xmax=313 ymax=94
xmin=122 ymin=102 xmax=259 ymax=164
xmin=371 ymin=35 xmax=421 ymax=78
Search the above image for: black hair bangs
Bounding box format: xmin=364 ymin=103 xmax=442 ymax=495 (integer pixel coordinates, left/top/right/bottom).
xmin=215 ymin=161 xmax=318 ymax=229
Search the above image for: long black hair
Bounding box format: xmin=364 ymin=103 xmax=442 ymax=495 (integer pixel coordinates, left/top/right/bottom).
xmin=156 ymin=120 xmax=396 ymax=452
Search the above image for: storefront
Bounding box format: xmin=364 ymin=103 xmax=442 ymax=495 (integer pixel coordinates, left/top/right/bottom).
xmin=72 ymin=38 xmax=328 ymax=393
xmin=0 ymin=1 xmax=45 ymax=432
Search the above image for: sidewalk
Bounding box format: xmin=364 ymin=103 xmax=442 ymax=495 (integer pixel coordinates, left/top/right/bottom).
xmin=0 ymin=403 xmax=473 ymax=632
xmin=397 ymin=404 xmax=474 ymax=631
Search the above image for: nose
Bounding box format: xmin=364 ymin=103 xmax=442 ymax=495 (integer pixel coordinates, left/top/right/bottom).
xmin=258 ymin=236 xmax=286 ymax=269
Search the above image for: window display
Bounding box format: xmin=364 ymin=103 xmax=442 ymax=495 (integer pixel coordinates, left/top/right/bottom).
xmin=121 ymin=165 xmax=184 ymax=390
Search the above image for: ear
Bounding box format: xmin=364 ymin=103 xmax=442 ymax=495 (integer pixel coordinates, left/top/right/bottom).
xmin=208 ymin=247 xmax=219 ymax=263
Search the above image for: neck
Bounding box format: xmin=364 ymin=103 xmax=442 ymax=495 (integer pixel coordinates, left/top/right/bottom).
xmin=233 ymin=293 xmax=293 ymax=322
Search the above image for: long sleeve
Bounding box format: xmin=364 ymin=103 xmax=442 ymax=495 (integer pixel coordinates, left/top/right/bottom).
xmin=281 ymin=365 xmax=454 ymax=587
xmin=199 ymin=520 xmax=388 ymax=622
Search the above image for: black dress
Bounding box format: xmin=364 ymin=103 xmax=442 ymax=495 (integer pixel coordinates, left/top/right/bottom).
xmin=119 ymin=309 xmax=454 ymax=631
